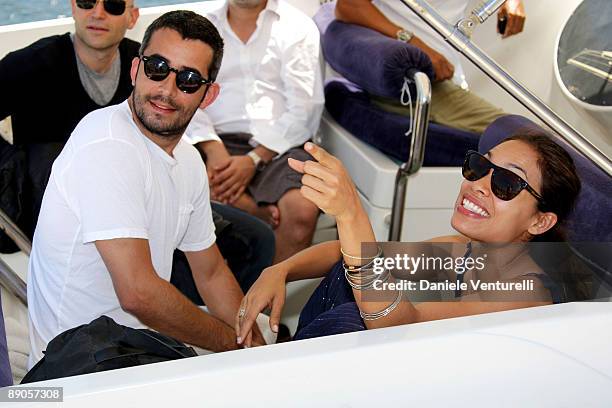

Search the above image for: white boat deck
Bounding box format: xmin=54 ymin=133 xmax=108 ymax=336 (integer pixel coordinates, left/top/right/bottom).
xmin=8 ymin=302 xmax=612 ymax=407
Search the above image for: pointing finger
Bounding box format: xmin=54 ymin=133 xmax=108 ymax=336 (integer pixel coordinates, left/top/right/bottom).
xmin=304 ymin=142 xmax=336 ymax=168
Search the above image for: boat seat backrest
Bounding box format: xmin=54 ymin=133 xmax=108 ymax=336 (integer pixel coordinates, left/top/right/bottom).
xmin=479 ymin=115 xmax=612 ymax=242
xmin=479 ymin=115 xmax=612 ymax=290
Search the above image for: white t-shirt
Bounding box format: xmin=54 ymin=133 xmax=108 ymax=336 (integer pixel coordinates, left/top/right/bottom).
xmin=27 ymin=101 xmax=216 ymax=367
xmin=373 ymin=0 xmax=469 ymax=86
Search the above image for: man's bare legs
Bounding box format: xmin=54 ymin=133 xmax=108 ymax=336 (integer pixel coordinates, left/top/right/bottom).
xmin=274 ymin=189 xmax=319 ymax=263
xmin=232 ymin=189 xmax=319 ymax=263
xmin=232 ymin=193 xmax=280 ymax=228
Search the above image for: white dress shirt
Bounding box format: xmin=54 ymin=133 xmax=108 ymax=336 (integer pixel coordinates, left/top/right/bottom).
xmin=187 ymin=0 xmax=325 ymax=156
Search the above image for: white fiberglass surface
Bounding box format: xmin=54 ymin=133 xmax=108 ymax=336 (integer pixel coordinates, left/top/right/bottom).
xmin=11 ymin=302 xmax=612 ymax=407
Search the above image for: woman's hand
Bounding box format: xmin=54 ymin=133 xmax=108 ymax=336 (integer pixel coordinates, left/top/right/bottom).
xmin=235 ymin=264 xmax=288 ymax=347
xmin=498 ymin=0 xmax=526 ymax=38
xmin=288 ymin=142 xmax=362 ymax=223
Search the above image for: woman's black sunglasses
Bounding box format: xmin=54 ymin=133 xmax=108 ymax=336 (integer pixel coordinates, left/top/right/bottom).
xmin=140 ymin=55 xmax=212 ymax=94
xmin=76 ymin=0 xmax=128 ymax=16
xmin=462 ymin=150 xmax=545 ymax=205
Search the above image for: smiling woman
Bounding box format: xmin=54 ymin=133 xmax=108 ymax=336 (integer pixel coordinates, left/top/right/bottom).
xmin=234 ymin=129 xmax=582 ymax=343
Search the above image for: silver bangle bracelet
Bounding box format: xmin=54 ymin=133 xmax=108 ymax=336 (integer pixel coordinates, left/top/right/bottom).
xmin=340 ymin=245 xmax=382 ymax=261
xmin=342 ymin=257 xmax=377 ymax=273
xmin=344 ymin=264 xmax=389 ymax=288
xmin=345 ymin=268 xmax=390 ymax=290
xmin=359 ymin=289 xmax=403 ymax=321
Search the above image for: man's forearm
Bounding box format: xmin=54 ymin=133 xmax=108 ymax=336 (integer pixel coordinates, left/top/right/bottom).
xmin=253 ymin=145 xmax=277 ymax=163
xmin=197 ymin=140 xmax=226 ymax=157
xmin=193 ymin=262 xmax=245 ymax=329
xmin=129 ymin=277 xmax=238 ymax=352
xmin=336 ymin=0 xmax=401 ymax=38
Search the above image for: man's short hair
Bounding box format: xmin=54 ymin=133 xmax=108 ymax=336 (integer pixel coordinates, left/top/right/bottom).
xmin=139 ymin=10 xmax=224 ymax=82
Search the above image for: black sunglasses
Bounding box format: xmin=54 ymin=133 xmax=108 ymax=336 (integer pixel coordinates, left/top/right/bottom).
xmin=76 ymin=0 xmax=128 ymax=16
xmin=140 ymin=55 xmax=212 ymax=94
xmin=463 ymin=150 xmax=545 ymax=204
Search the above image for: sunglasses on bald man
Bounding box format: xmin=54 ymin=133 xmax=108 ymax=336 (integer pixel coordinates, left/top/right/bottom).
xmin=76 ymin=0 xmax=129 ymax=16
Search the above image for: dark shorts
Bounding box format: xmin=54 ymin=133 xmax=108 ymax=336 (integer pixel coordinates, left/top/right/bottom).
xmin=219 ymin=133 xmax=313 ymax=205
xmin=295 ymin=261 xmax=366 ymax=340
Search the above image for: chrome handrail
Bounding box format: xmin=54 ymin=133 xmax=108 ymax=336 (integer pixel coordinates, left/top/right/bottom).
xmin=0 ymin=256 xmax=27 ymax=307
xmin=0 ymin=208 xmax=29 ymax=306
xmin=389 ymin=70 xmax=432 ymax=241
xmin=399 ymin=0 xmax=612 ymax=177
xmin=0 ymin=208 xmax=32 ymax=256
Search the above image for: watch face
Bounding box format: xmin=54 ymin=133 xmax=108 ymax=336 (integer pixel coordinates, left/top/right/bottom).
xmin=398 ymin=30 xmax=413 ymax=42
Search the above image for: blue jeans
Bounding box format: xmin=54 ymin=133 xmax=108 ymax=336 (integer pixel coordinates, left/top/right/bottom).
xmin=171 ymin=202 xmax=275 ymax=303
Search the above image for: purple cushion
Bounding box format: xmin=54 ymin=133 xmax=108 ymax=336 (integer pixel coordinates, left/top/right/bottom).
xmin=0 ymin=292 xmax=12 ymax=387
xmin=479 ymin=115 xmax=612 ymax=243
xmin=319 ymin=18 xmax=434 ymax=99
xmin=325 ymin=80 xmax=478 ymax=165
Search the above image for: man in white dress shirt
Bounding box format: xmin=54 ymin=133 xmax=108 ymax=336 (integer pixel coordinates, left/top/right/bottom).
xmin=336 ymin=0 xmax=526 ymax=133
xmin=192 ymin=0 xmax=325 ymax=263
xmin=27 ymin=11 xmax=265 ymax=368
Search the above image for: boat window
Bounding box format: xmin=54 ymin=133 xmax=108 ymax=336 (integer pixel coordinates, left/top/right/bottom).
xmin=0 ymin=0 xmax=214 ymax=27
xmin=557 ymin=0 xmax=612 ymax=107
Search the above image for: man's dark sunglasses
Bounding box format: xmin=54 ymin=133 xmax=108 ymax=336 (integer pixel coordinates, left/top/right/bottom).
xmin=76 ymin=0 xmax=128 ymax=16
xmin=462 ymin=150 xmax=545 ymax=204
xmin=140 ymin=55 xmax=212 ymax=94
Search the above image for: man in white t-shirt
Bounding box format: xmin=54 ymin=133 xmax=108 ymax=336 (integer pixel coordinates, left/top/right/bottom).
xmin=27 ymin=10 xmax=265 ymax=368
xmin=336 ymin=0 xmax=526 ymax=133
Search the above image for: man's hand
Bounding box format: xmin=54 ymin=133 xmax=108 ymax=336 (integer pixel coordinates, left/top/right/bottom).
xmin=409 ymin=36 xmax=454 ymax=82
xmin=211 ymin=156 xmax=256 ymax=204
xmin=197 ymin=141 xmax=231 ymax=201
xmin=498 ymin=0 xmax=526 ymax=38
xmin=207 ymin=156 xmax=231 ymax=201
xmin=206 ymin=150 xmax=231 ymax=186
xmin=251 ymin=324 xmax=267 ymax=347
xmin=95 ymin=238 xmax=242 ymax=352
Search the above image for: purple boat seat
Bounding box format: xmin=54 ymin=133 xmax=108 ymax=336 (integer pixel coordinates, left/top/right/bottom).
xmin=325 ymin=80 xmax=479 ymax=165
xmin=314 ymin=2 xmax=433 ymax=99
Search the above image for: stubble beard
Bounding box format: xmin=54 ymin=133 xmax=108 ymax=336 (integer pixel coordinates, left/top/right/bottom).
xmin=132 ymin=89 xmax=197 ymax=139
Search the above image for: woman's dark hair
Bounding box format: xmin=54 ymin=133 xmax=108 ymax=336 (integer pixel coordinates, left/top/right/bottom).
xmin=502 ymin=131 xmax=592 ymax=302
xmin=139 ymin=10 xmax=224 ymax=81
xmin=501 ymin=130 xmax=581 ymax=242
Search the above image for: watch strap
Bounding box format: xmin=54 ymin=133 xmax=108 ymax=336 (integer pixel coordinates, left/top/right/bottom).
xmin=247 ymin=150 xmax=263 ymax=168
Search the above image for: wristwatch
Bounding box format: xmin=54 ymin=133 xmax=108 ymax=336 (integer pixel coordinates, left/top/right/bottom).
xmin=247 ymin=150 xmax=263 ymax=168
xmin=396 ymin=28 xmax=414 ymax=43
